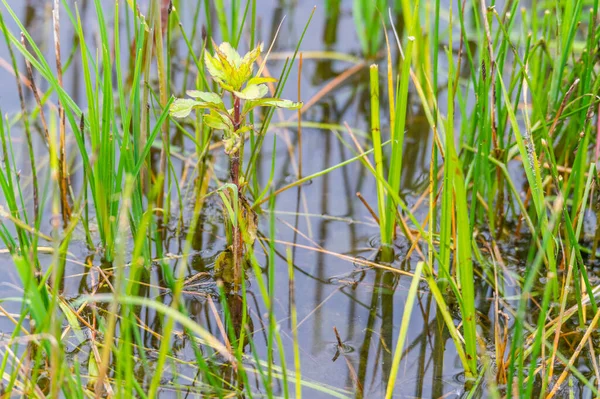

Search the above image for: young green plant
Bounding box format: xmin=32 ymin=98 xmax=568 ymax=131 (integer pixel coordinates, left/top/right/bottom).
xmin=170 ymin=41 xmax=301 ymax=286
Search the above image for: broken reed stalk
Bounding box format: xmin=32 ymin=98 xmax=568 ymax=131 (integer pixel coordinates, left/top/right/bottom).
xmin=53 ymin=0 xmax=71 ymax=225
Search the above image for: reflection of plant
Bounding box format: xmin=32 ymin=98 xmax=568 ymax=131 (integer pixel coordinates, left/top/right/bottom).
xmin=170 ymin=42 xmax=301 ymax=285
xmin=353 ymin=0 xmax=385 ymax=57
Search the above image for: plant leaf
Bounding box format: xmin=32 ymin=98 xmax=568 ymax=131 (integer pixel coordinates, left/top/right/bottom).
xmin=212 ymin=44 xmax=238 ymax=87
xmin=170 ymin=98 xmax=201 ymax=118
xmin=234 ymin=84 xmax=268 ymax=100
xmin=218 ymin=42 xmax=242 ymax=67
xmin=240 ymin=197 xmax=258 ymax=246
xmin=247 ymin=76 xmax=277 ymax=86
xmin=204 ymin=51 xmax=227 ymax=83
xmin=204 ymin=116 xmax=228 ymax=130
xmin=218 ymin=81 xmax=236 ymax=93
xmin=234 ymin=63 xmax=253 ymax=89
xmin=204 ymin=109 xmax=233 ymax=131
xmin=87 ymin=350 xmax=99 ymax=389
xmin=186 ymin=90 xmax=226 ymax=112
xmin=243 ymin=98 xmax=303 ymax=115
xmin=59 ymin=301 xmax=85 ymax=343
xmin=241 ymin=43 xmax=263 ymax=68
xmin=214 ymin=250 xmax=235 ymax=284
xmin=206 ymin=42 xmax=263 ymax=91
xmin=235 ymin=43 xmax=263 ymax=89
xmin=235 ymin=125 xmax=253 ymax=135
xmin=186 ymin=90 xmax=222 ymax=104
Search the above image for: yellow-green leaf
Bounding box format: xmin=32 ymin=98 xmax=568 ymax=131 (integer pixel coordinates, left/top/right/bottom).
xmin=218 ymin=81 xmax=235 ymax=92
xmin=205 ymin=116 xmax=228 ymax=130
xmin=227 ymin=64 xmax=252 ymax=91
xmin=204 ymin=109 xmax=233 ymax=131
xmin=243 ymin=98 xmax=303 ymax=115
xmin=214 ymin=250 xmax=235 ymax=284
xmin=213 ymin=45 xmax=237 ymax=82
xmin=234 ymin=84 xmax=268 ymax=100
xmin=235 ymin=125 xmax=253 ymax=135
xmin=170 ymin=98 xmax=201 ymax=118
xmin=204 ymin=51 xmax=227 ymax=83
xmin=240 ymin=197 xmax=258 ymax=246
xmin=241 ymin=43 xmax=263 ymax=68
xmin=186 ymin=90 xmax=222 ymax=104
xmin=205 ymin=42 xmax=264 ymax=91
xmin=218 ymin=42 xmax=243 ymax=67
xmin=247 ymin=76 xmax=277 ymax=86
xmin=186 ymin=90 xmax=226 ymax=112
xmin=59 ymin=301 xmax=85 ymax=343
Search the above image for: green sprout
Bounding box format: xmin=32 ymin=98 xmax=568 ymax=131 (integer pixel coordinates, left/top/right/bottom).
xmin=170 ymin=41 xmax=301 ymax=155
xmin=170 ymin=41 xmax=301 ymax=286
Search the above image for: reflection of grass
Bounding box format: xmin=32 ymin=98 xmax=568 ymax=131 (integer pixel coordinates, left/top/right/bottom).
xmin=352 ymin=0 xmax=386 ymax=57
xmin=0 ymin=0 xmax=600 ymax=397
xmin=356 ymin=0 xmax=600 ymax=397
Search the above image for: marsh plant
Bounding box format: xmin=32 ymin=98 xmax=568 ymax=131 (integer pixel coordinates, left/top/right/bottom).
xmin=170 ymin=41 xmax=301 ymax=286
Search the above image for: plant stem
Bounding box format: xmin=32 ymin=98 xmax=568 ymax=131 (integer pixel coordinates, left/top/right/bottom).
xmin=369 ymin=64 xmax=388 ymax=246
xmin=53 ymin=0 xmax=71 ymax=226
xmin=231 ymin=96 xmax=243 ymax=288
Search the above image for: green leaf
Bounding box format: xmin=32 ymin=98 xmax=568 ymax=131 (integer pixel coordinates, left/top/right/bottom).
xmin=170 ymin=96 xmax=231 ymax=119
xmin=170 ymin=98 xmax=201 ymax=118
xmin=186 ymin=90 xmax=222 ymax=104
xmin=186 ymin=90 xmax=226 ymax=111
xmin=241 ymin=43 xmax=263 ymax=68
xmin=87 ymin=350 xmax=99 ymax=389
xmin=218 ymin=81 xmax=236 ymax=92
xmin=240 ymin=197 xmax=258 ymax=246
xmin=235 ymin=125 xmax=253 ymax=135
xmin=243 ymin=98 xmax=303 ymax=115
xmin=247 ymin=76 xmax=277 ymax=86
xmin=204 ymin=116 xmax=228 ymax=130
xmin=214 ymin=250 xmax=235 ymax=284
xmin=205 ymin=42 xmax=264 ymax=91
xmin=213 ymin=44 xmax=237 ymax=85
xmin=259 ymin=98 xmax=302 ymax=109
xmin=234 ymin=84 xmax=268 ymax=100
xmin=218 ymin=42 xmax=242 ymax=67
xmin=234 ymin=43 xmax=263 ymax=89
xmin=204 ymin=51 xmax=227 ymax=83
xmin=204 ymin=109 xmax=233 ymax=131
xmin=234 ymin=63 xmax=253 ymax=89
xmin=59 ymin=301 xmax=85 ymax=343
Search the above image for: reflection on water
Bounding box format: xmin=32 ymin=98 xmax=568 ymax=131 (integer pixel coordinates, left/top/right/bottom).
xmin=0 ymin=0 xmax=593 ymax=398
xmin=0 ymin=0 xmax=463 ymax=397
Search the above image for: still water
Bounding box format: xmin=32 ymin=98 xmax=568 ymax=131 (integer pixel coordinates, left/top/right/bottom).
xmin=0 ymin=0 xmax=590 ymax=398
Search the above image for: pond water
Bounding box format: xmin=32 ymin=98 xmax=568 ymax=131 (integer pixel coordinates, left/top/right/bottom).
xmin=0 ymin=0 xmax=597 ymax=398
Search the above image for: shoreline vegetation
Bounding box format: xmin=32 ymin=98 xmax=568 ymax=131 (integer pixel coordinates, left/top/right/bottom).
xmin=0 ymin=0 xmax=599 ymax=397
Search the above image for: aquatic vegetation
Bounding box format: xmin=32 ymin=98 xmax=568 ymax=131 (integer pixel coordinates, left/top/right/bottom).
xmin=0 ymin=0 xmax=600 ymax=398
xmin=352 ymin=0 xmax=386 ymax=57
xmin=170 ymin=41 xmax=301 ymax=286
